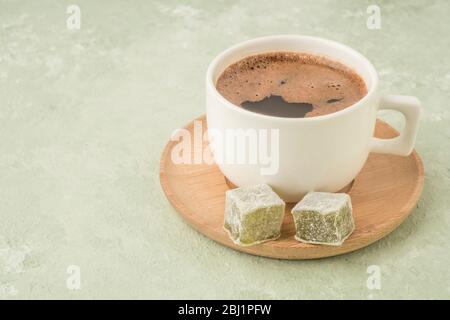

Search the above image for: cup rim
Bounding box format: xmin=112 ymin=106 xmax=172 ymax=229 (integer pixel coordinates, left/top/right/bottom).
xmin=206 ymin=35 xmax=379 ymax=122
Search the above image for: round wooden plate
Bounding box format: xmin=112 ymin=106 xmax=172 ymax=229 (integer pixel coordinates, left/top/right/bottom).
xmin=160 ymin=115 xmax=424 ymax=259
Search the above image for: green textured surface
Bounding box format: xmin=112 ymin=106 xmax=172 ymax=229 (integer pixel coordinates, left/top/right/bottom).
xmin=0 ymin=0 xmax=449 ymax=299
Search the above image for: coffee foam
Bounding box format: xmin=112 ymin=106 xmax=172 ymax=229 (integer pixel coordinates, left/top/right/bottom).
xmin=216 ymin=52 xmax=367 ymax=118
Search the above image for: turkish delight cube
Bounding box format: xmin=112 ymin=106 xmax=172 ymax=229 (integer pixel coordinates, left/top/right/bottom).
xmin=224 ymin=184 xmax=285 ymax=246
xmin=291 ymin=192 xmax=354 ymax=246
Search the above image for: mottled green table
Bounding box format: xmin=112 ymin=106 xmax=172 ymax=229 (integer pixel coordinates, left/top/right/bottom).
xmin=0 ymin=0 xmax=449 ymax=299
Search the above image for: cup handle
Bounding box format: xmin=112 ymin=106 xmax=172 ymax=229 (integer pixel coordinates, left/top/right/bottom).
xmin=371 ymin=94 xmax=422 ymax=156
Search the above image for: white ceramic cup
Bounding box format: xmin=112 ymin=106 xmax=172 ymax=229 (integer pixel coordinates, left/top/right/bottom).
xmin=206 ymin=35 xmax=421 ymax=202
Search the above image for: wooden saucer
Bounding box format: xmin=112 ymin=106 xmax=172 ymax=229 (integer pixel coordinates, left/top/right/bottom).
xmin=160 ymin=115 xmax=424 ymax=259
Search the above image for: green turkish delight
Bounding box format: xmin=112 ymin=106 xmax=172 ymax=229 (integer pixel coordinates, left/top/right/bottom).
xmin=224 ymin=184 xmax=285 ymax=246
xmin=291 ymin=192 xmax=354 ymax=246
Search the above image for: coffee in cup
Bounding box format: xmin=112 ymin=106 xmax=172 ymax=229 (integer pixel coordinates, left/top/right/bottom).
xmin=216 ymin=52 xmax=367 ymax=118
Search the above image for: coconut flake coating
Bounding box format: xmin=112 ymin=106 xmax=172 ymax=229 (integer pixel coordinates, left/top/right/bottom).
xmin=224 ymin=184 xmax=285 ymax=246
xmin=291 ymin=192 xmax=354 ymax=246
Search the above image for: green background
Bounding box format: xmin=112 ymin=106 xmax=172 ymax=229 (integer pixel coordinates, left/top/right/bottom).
xmin=0 ymin=0 xmax=449 ymax=299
